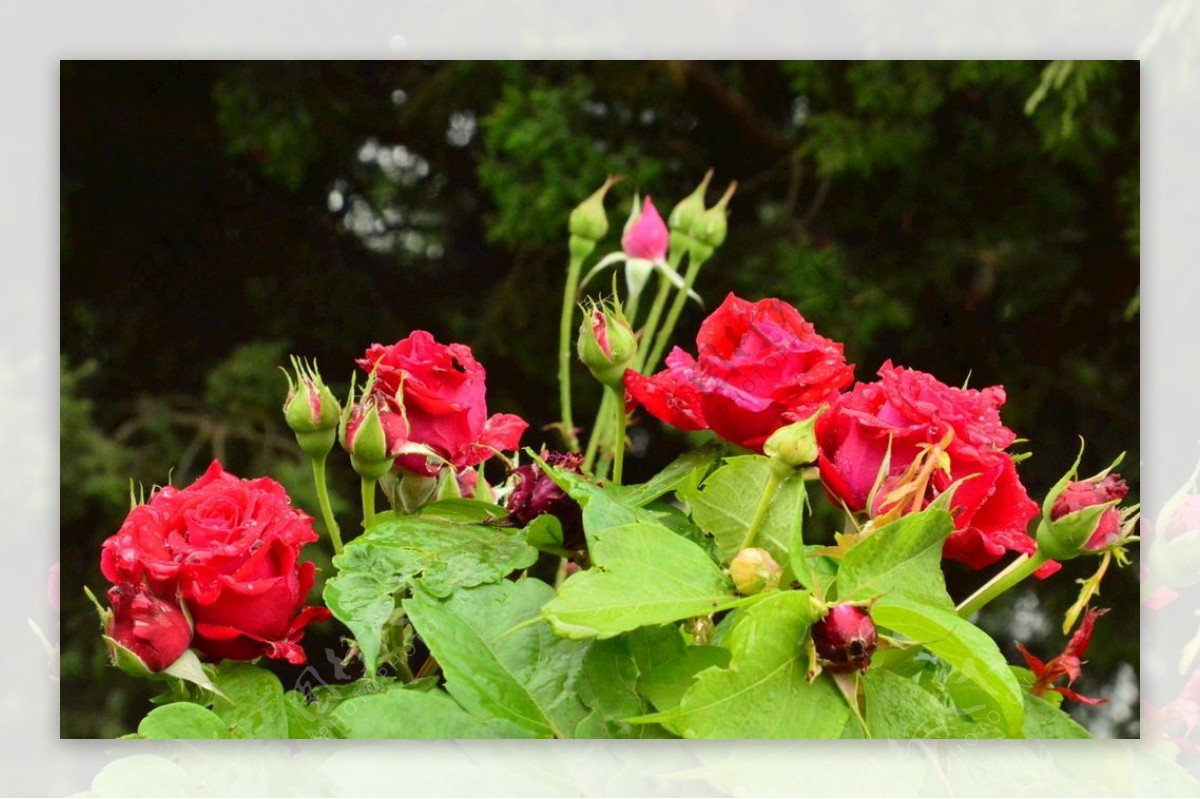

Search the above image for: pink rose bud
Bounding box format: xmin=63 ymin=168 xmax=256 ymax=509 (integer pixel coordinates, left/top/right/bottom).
xmin=106 ymin=583 xmax=193 ymax=673
xmin=812 ymin=604 xmax=877 ymax=674
xmin=339 ymin=391 xmax=400 ymax=480
xmin=578 ymin=301 xmax=637 ymax=389
xmin=1051 ymin=474 xmax=1130 ymax=551
xmin=622 ymin=196 xmax=669 ymax=261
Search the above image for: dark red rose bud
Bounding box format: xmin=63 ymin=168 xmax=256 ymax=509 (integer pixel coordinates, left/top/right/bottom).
xmin=1052 ymin=475 xmax=1129 ymax=520
xmin=1052 ymin=474 xmax=1130 ymax=551
xmin=812 ymin=604 xmax=877 ymax=674
xmin=507 ymin=451 xmax=587 ymax=551
xmin=107 ymin=583 xmax=193 ymax=673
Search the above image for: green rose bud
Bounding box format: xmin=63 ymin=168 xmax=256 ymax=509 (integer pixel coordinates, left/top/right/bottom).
xmin=689 ymin=180 xmax=738 ymax=252
xmin=763 ymin=412 xmax=824 ymax=475
xmin=668 ymin=169 xmax=714 ymax=234
xmin=728 ymin=547 xmax=783 ymax=595
xmin=283 ymin=357 xmax=341 ymax=460
xmin=569 ymin=175 xmax=621 ymax=244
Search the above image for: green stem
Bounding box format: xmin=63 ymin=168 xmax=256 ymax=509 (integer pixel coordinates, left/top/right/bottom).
xmin=739 ymin=468 xmax=785 ymax=551
xmin=311 ymin=455 xmax=344 ymax=556
xmin=634 ymin=248 xmax=686 ymax=373
xmin=361 ymin=477 xmax=378 ymax=529
xmin=955 ymin=551 xmax=1049 ymax=618
xmin=583 ymin=391 xmax=614 ymax=475
xmin=644 ymin=241 xmax=712 ymax=374
xmin=558 ymin=246 xmax=592 ymax=453
xmin=609 ymin=386 xmax=627 ymax=485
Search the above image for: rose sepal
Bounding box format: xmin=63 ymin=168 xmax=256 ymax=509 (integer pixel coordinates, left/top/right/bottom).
xmin=1039 ymin=441 xmax=1124 ymax=518
xmin=1036 ymin=501 xmax=1122 ymax=562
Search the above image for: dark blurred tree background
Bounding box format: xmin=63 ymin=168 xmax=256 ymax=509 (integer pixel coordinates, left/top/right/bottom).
xmin=60 ymin=60 xmax=1139 ymax=738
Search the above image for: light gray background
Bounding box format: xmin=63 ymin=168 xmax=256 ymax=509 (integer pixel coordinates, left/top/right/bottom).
xmin=7 ymin=0 xmax=1199 ymax=795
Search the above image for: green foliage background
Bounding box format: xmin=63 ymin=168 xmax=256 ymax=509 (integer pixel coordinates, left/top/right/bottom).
xmin=59 ymin=60 xmax=1139 ymax=738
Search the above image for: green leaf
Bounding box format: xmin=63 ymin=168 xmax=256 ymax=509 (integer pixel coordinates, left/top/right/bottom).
xmin=1021 ymin=691 xmax=1091 ymax=739
xmin=405 ymin=580 xmax=591 ymax=739
xmin=283 ymin=691 xmax=344 ymax=739
xmin=323 ymin=514 xmax=538 ymax=673
xmin=332 ymin=686 xmax=534 ymax=739
xmin=137 ymin=702 xmax=230 ymax=739
xmin=680 ymin=455 xmax=807 ymax=574
xmin=835 ymin=507 xmax=956 ymax=610
xmin=872 ymin=597 xmax=1024 ymax=736
xmin=541 ymin=521 xmax=737 ymax=639
xmin=628 ymin=626 xmax=730 ymax=714
xmin=418 ymin=498 xmax=509 ymax=523
xmin=863 ymin=668 xmax=959 ymax=738
xmin=573 ymin=637 xmax=662 ymax=738
xmin=530 ymin=454 xmax=678 ymax=537
xmin=211 ymin=662 xmax=288 ymax=739
xmin=607 ymin=443 xmax=723 ymax=506
xmin=523 ymin=513 xmax=564 ymax=551
xmin=639 ymin=590 xmax=851 ymax=738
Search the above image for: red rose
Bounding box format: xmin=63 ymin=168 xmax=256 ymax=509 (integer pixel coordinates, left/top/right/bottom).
xmin=815 ymin=361 xmax=1053 ymax=575
xmin=100 ymin=461 xmax=331 ymax=665
xmin=506 ymin=451 xmax=587 ymax=552
xmin=106 ymin=582 xmax=193 ymax=672
xmin=625 ymin=294 xmax=854 ymax=452
xmin=358 ymin=331 xmax=528 ymax=477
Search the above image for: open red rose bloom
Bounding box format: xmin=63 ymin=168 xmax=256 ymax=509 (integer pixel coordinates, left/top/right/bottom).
xmin=815 ymin=361 xmax=1054 ymax=576
xmin=358 ymin=331 xmax=528 ymax=477
xmin=100 ymin=461 xmax=330 ymax=665
xmin=625 ymin=294 xmax=854 ymax=452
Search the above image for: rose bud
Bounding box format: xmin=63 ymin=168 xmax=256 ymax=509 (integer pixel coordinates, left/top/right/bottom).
xmin=339 ymin=384 xmax=400 ymax=480
xmin=283 ymin=356 xmax=342 ymax=460
xmin=578 ymin=300 xmax=637 ymax=389
xmin=689 ymin=180 xmax=737 ymax=253
xmin=668 ymin=169 xmax=714 ymax=234
xmin=1037 ymin=454 xmax=1133 ymax=561
xmin=1052 ymin=474 xmax=1130 ymax=551
xmin=105 ymin=583 xmax=193 ymax=673
xmin=763 ymin=413 xmax=823 ymax=474
xmin=569 ymin=175 xmax=620 ymax=255
xmin=506 ymin=451 xmax=587 ymax=551
xmin=728 ymin=547 xmax=783 ymax=595
xmin=812 ymin=604 xmax=878 ymax=674
xmin=622 ymin=196 xmax=670 ymax=262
